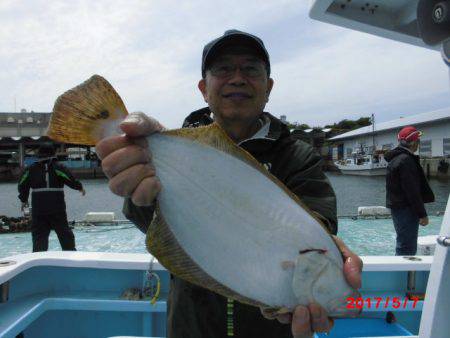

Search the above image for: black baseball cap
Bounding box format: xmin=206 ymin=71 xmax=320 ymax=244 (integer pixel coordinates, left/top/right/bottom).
xmin=38 ymin=144 xmax=55 ymax=157
xmin=201 ymin=29 xmax=270 ymax=77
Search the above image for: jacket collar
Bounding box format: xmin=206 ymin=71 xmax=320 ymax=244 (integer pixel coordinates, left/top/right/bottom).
xmin=184 ymin=108 xmax=289 ymax=149
xmin=385 ymin=146 xmax=419 ymax=162
xmin=238 ymin=112 xmax=287 ymax=145
xmin=398 ymin=145 xmax=415 ymax=154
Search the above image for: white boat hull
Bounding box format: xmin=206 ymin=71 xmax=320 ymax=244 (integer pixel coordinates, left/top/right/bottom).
xmin=336 ymin=165 xmax=387 ymax=176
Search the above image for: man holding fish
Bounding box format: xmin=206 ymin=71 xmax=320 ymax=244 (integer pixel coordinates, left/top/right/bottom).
xmin=95 ymin=30 xmax=363 ymax=338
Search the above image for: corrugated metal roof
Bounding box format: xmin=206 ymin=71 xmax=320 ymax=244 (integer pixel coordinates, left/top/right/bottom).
xmin=329 ymin=107 xmax=450 ymax=141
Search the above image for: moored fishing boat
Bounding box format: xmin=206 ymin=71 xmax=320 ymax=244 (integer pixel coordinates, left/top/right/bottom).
xmin=335 ymin=153 xmax=387 ymax=176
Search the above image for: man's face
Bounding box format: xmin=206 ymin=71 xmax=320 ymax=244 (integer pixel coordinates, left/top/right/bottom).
xmin=411 ymin=140 xmax=420 ymax=152
xmin=198 ymin=53 xmax=274 ymax=124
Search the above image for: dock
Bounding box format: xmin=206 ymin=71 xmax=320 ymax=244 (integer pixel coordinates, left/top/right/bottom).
xmin=0 ymin=111 xmax=106 ymax=181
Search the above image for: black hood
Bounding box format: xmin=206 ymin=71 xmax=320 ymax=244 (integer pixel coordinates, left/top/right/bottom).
xmin=384 ymin=147 xmax=411 ymax=162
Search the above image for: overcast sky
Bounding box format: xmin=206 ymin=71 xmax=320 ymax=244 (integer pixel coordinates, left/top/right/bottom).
xmin=1 ymin=0 xmax=449 ymax=128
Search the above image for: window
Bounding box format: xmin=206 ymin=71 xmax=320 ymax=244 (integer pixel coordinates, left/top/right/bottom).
xmin=419 ymin=140 xmax=432 ymax=157
xmin=444 ymin=138 xmax=450 ymax=157
xmin=346 ymin=148 xmax=352 ymax=157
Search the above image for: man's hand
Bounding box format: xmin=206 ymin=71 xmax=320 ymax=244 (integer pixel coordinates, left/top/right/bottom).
xmin=96 ymin=112 xmax=164 ymax=206
xmin=80 ymin=188 xmax=86 ymax=196
xmin=419 ymin=217 xmax=429 ymax=226
xmin=21 ymin=202 xmax=29 ymax=212
xmin=261 ymin=236 xmax=363 ymax=336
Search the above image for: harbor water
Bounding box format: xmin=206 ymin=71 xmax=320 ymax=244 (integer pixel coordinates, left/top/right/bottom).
xmin=0 ymin=173 xmax=449 ymax=258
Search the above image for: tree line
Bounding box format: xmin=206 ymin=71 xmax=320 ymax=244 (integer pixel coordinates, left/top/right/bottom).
xmin=287 ymin=117 xmax=372 ymax=133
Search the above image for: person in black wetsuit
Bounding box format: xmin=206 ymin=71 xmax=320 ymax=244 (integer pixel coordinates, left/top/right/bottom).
xmin=18 ymin=144 xmax=86 ymax=252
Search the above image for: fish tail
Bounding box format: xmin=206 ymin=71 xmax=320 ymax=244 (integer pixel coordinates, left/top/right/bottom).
xmin=46 ymin=75 xmax=129 ymax=146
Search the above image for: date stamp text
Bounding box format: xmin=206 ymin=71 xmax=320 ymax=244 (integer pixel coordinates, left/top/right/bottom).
xmin=346 ymin=296 xmax=420 ymax=309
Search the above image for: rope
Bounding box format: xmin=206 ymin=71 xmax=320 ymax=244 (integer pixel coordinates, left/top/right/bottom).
xmin=144 ymin=257 xmax=161 ymax=305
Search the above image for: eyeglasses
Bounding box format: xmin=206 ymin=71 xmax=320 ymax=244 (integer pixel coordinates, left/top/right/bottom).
xmin=208 ymin=61 xmax=267 ymax=78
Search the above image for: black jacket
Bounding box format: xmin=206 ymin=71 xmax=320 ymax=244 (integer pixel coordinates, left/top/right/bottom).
xmin=123 ymin=108 xmax=338 ymax=338
xmin=385 ymin=147 xmax=434 ymax=218
xmin=18 ymin=158 xmax=83 ymax=216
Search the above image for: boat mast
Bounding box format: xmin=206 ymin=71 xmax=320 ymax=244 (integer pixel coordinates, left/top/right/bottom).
xmin=371 ymin=113 xmax=375 ymax=154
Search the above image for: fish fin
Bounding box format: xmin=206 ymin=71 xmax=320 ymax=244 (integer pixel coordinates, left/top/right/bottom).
xmin=46 ymin=75 xmax=128 ymax=146
xmin=146 ymin=202 xmax=266 ymax=308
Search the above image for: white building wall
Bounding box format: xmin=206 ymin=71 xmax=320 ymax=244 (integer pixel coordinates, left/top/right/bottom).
xmin=418 ymin=122 xmax=450 ymax=157
xmin=433 ymin=138 xmax=443 ymax=157
xmin=339 ymin=120 xmax=450 ymax=158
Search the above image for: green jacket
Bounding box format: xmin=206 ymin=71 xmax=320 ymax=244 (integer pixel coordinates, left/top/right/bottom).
xmin=123 ymin=108 xmax=337 ymax=338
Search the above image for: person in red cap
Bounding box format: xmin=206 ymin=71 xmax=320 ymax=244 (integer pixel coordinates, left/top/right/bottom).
xmin=385 ymin=126 xmax=435 ymax=255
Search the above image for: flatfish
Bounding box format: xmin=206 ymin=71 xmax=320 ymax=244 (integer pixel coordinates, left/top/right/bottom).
xmin=47 ymin=75 xmax=360 ymax=316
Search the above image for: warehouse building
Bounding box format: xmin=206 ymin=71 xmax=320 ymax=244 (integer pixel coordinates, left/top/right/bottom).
xmin=0 ymin=111 xmax=101 ymax=180
xmin=329 ymin=108 xmax=450 ymax=177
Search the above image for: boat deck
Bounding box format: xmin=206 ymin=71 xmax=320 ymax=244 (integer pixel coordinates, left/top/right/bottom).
xmin=0 ymin=252 xmax=432 ymax=338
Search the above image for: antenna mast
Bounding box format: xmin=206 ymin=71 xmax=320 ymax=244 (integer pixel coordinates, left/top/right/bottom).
xmin=371 ymin=113 xmax=375 ymax=154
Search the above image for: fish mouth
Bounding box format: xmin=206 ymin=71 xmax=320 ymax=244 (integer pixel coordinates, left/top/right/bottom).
xmin=327 ymin=289 xmax=363 ymax=318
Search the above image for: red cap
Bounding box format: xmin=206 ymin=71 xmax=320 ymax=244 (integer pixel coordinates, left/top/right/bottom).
xmin=398 ymin=126 xmax=422 ymax=142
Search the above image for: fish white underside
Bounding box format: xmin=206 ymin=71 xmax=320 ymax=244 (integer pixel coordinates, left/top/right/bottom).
xmin=148 ymin=133 xmax=344 ymax=309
